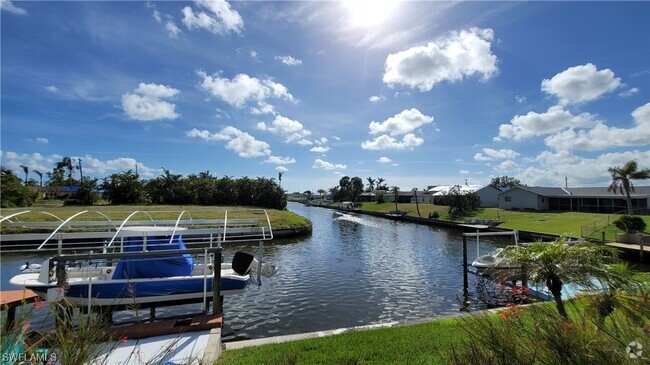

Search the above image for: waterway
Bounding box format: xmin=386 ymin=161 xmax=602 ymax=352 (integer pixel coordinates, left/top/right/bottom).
xmin=1 ymin=202 xmax=511 ymax=340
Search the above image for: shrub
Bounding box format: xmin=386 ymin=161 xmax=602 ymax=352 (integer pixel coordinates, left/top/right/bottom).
xmin=614 ymin=216 xmax=646 ymax=233
xmin=376 ymin=193 xmax=386 ymax=204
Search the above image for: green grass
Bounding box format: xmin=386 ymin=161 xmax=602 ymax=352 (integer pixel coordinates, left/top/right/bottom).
xmin=0 ymin=204 xmax=311 ymax=231
xmin=351 ymin=202 xmax=650 ymax=238
xmin=218 ymin=317 xmax=464 ymax=364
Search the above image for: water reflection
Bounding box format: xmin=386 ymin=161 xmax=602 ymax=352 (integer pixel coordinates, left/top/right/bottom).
xmin=1 ymin=202 xmax=514 ymax=341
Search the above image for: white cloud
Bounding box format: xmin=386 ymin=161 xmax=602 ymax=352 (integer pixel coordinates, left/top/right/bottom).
xmin=544 ymin=102 xmax=650 ymax=151
xmin=312 ymin=158 xmax=346 ymax=170
xmin=257 ymin=115 xmax=311 ymax=143
xmin=45 ymin=85 xmax=59 ymax=93
xmin=297 ymin=139 xmax=313 ymax=145
xmin=522 ymin=150 xmax=650 ymax=187
xmin=310 ymin=146 xmax=330 ymax=153
xmin=1 ymin=0 xmax=27 ymax=15
xmin=361 ymin=133 xmax=424 ymax=150
xmin=332 ymin=136 xmax=341 ymax=141
xmin=377 ymin=156 xmax=392 ymax=164
xmin=276 ymin=166 xmax=288 ymax=172
xmin=35 ymin=138 xmax=49 ymax=144
xmin=152 ymin=9 xmax=162 ymax=22
xmin=392 ymin=163 xmax=399 ymax=166
xmin=250 ymin=50 xmax=260 ymax=62
xmin=497 ymin=105 xmax=597 ymax=141
xmin=459 ymin=170 xmax=470 ymax=174
xmin=275 ymin=55 xmax=303 ymax=66
xmin=122 ymin=83 xmax=180 ymax=121
xmin=473 ymin=148 xmax=519 ymax=161
xmin=383 ymin=28 xmax=498 ymax=91
xmin=619 ymin=87 xmax=639 ymax=98
xmin=186 ymin=126 xmax=271 ymax=158
xmin=250 ymin=101 xmax=276 ymax=115
xmin=541 ymin=63 xmax=621 ymax=105
xmin=319 ymin=137 xmax=329 ymax=144
xmin=185 ymin=128 xmax=228 ymax=141
xmin=181 ymin=0 xmax=243 ymax=35
xmin=0 ymin=151 xmax=156 ymax=178
xmin=166 ymin=21 xmax=182 ymax=38
xmin=497 ymin=160 xmax=518 ymax=171
xmin=515 ymin=95 xmax=526 ymax=104
xmin=263 ymin=156 xmax=296 ymax=165
xmin=369 ymin=95 xmax=385 ymax=103
xmin=197 ymin=71 xmax=294 ymax=108
xmin=369 ymin=108 xmax=434 ymax=136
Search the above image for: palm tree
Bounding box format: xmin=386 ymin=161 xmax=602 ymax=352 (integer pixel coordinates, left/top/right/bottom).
xmin=56 ymin=157 xmax=75 ymax=189
xmin=503 ymin=239 xmax=617 ymax=320
xmin=392 ymin=186 xmax=399 ymax=212
xmin=607 ymin=160 xmax=650 ymax=215
xmin=377 ymin=177 xmax=386 ymax=190
xmin=33 ymin=170 xmax=43 ymax=187
xmin=412 ymin=188 xmax=421 ymax=217
xmin=366 ymin=177 xmax=375 ymax=192
xmin=278 ymin=172 xmax=283 ymax=188
xmin=19 ymin=165 xmax=29 ymax=185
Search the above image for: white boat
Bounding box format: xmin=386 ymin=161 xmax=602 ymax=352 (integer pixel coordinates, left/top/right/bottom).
xmin=3 ymin=210 xmax=278 ymax=307
xmin=339 ymin=201 xmax=357 ymax=212
xmin=471 ymin=247 xmax=514 ymax=270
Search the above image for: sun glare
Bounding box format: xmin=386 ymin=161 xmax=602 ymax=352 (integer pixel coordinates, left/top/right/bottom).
xmin=343 ymin=0 xmax=398 ymax=27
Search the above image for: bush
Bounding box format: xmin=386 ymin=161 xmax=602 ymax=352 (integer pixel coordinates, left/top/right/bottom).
xmin=376 ymin=193 xmax=386 ymax=204
xmin=614 ymin=216 xmax=646 ymax=233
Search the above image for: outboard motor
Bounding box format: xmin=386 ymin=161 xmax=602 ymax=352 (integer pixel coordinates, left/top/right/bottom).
xmin=231 ymin=251 xmax=278 ymax=278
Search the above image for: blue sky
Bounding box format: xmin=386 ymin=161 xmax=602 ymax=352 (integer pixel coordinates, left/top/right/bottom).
xmin=1 ymin=0 xmax=649 ymax=194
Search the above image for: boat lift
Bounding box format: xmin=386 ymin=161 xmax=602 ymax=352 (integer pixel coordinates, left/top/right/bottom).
xmin=461 ymin=230 xmax=519 ymax=292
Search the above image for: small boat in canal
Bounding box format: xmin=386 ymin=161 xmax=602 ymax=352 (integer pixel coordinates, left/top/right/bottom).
xmin=3 ymin=209 xmax=278 ymax=307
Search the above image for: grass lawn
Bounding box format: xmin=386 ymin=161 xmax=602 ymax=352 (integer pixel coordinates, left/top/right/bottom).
xmin=218 ymin=317 xmax=464 ymax=364
xmin=353 ymin=202 xmax=650 ymax=238
xmin=0 ymin=204 xmax=311 ymax=231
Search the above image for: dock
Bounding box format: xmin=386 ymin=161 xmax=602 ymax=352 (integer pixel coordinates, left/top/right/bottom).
xmin=0 ymin=289 xmax=39 ymax=330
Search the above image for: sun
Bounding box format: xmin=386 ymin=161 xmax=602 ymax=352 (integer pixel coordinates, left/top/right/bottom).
xmin=343 ymin=0 xmax=398 ymax=27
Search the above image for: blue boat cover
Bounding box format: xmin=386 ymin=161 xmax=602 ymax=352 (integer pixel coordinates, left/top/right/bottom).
xmin=113 ymin=235 xmax=194 ymax=279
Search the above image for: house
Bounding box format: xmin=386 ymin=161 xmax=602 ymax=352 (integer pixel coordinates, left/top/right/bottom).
xmin=497 ymin=186 xmax=650 ymax=213
xmin=475 ymin=185 xmax=503 ymax=208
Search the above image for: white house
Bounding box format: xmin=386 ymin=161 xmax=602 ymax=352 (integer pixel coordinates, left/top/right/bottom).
xmin=497 ymin=186 xmax=650 ymax=213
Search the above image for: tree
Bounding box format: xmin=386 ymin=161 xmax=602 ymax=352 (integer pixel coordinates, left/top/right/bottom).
xmin=376 ymin=177 xmax=387 ymax=190
xmin=350 ymin=177 xmax=364 ymax=202
xmin=33 ymin=170 xmax=43 ymax=187
xmin=1 ymin=167 xmax=37 ymax=207
xmin=392 ymin=186 xmax=399 ymax=211
xmin=503 ymin=240 xmax=617 ymax=320
xmin=412 ymin=188 xmax=421 ymax=217
xmin=607 ymin=160 xmax=650 ymax=215
xmin=56 ymin=157 xmax=75 ymax=188
xmin=490 ymin=176 xmax=521 ymax=189
xmin=366 ymin=177 xmax=376 ymax=192
xmin=102 ymin=170 xmax=147 ymax=205
xmin=19 ymin=165 xmax=29 ymax=185
xmin=278 ymin=172 xmax=283 ymax=188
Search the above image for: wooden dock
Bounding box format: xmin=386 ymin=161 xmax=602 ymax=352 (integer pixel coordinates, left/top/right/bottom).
xmin=0 ymin=289 xmax=40 ymax=330
xmin=105 ymin=313 xmax=223 ymax=340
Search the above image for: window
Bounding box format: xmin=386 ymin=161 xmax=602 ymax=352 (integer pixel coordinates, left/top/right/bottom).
xmin=505 ymin=196 xmax=512 ymax=202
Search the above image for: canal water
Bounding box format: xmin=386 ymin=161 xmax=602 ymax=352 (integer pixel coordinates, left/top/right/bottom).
xmin=0 ymin=202 xmax=509 ymax=341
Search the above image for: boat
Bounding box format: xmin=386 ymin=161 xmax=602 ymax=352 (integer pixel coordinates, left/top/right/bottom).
xmin=386 ymin=210 xmax=407 ymax=218
xmin=339 ymin=201 xmax=357 ymax=212
xmin=4 ymin=209 xmax=278 ymax=307
xmin=471 ymin=247 xmax=515 ymax=271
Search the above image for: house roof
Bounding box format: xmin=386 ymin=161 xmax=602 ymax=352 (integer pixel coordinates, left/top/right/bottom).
xmin=499 ymin=185 xmax=650 ymax=198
